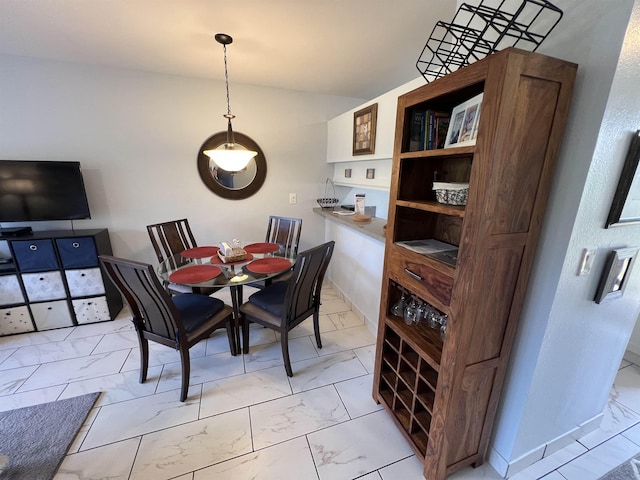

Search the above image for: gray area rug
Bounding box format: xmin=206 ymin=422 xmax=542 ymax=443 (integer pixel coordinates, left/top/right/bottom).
xmin=0 ymin=392 xmax=100 ymax=480
xmin=600 ymin=453 xmax=640 ymax=479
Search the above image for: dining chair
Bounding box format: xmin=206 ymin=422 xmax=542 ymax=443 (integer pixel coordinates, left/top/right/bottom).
xmin=248 ymin=215 xmax=303 ymax=290
xmin=146 ymin=218 xmax=219 ymax=295
xmin=266 ymin=215 xmax=303 ymax=258
xmin=239 ymin=241 xmax=335 ymax=375
xmin=99 ymin=255 xmax=235 ymax=402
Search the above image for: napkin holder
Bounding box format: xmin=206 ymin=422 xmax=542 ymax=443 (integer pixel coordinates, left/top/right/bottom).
xmin=218 ymin=241 xmax=247 ymax=263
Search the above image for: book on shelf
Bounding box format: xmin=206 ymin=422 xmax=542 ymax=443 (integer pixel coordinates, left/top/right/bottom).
xmin=408 ymin=109 xmax=450 ymax=151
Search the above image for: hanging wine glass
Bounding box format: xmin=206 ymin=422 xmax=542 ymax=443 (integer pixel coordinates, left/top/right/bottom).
xmin=391 ymin=289 xmax=407 ymax=317
xmin=415 ymin=301 xmax=426 ymax=325
xmin=425 ymin=305 xmax=440 ymax=329
xmin=404 ymin=297 xmax=418 ymax=325
xmin=440 ymin=315 xmax=448 ymax=340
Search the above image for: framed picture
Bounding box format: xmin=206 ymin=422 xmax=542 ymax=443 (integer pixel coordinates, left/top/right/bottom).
xmin=444 ymin=93 xmax=483 ymax=148
xmin=605 ymin=130 xmax=640 ymax=227
xmin=594 ymin=247 xmax=638 ymax=303
xmin=353 ymin=103 xmax=377 ymax=155
xmin=366 ymin=168 xmax=375 ymax=179
xmin=344 ymin=168 xmax=352 ymax=178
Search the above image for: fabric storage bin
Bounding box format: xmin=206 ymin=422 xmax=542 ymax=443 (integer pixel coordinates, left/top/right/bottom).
xmin=12 ymin=239 xmax=59 ymax=272
xmin=0 ymin=305 xmax=34 ymax=335
xmin=56 ymin=237 xmax=99 ymax=268
xmin=432 ymin=182 xmax=469 ymax=206
xmin=22 ymin=271 xmax=66 ymax=302
xmin=0 ymin=275 xmax=25 ymax=305
xmin=65 ymin=268 xmax=106 ymax=297
xmin=30 ymin=300 xmax=74 ymax=330
xmin=72 ymin=296 xmax=110 ymax=324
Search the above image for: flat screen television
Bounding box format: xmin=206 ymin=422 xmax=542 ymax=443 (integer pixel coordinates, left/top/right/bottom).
xmin=0 ymin=160 xmax=91 ymax=222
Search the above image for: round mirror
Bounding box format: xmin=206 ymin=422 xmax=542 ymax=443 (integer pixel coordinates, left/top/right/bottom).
xmin=197 ymin=131 xmax=267 ymax=200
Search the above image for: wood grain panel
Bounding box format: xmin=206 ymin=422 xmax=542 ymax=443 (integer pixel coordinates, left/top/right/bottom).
xmin=489 ymin=76 xmax=560 ymax=235
xmin=465 ymin=245 xmax=523 ymax=364
xmin=388 ymin=245 xmax=454 ymax=307
xmin=447 ymin=362 xmax=497 ymax=464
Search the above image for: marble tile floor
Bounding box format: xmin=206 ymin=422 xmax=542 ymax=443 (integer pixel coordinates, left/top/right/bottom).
xmin=0 ymin=286 xmax=639 ymax=480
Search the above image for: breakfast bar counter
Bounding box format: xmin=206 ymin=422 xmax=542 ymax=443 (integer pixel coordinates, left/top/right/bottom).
xmin=312 ymin=208 xmax=386 ymax=243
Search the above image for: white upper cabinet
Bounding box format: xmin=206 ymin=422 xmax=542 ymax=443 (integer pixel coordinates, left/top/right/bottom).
xmin=326 ymin=77 xmax=425 ymax=164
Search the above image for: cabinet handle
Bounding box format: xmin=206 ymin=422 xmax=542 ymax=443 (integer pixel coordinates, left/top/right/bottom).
xmin=47 ymin=307 xmax=52 ymax=310
xmin=72 ymin=242 xmax=80 ymax=248
xmin=29 ymin=245 xmax=37 ymax=251
xmin=39 ymin=277 xmax=44 ymax=281
xmin=404 ymin=268 xmax=423 ymax=281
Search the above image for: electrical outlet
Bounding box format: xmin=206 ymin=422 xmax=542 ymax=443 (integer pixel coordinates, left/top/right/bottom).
xmin=578 ymin=248 xmax=597 ymax=276
xmin=289 ymin=193 xmax=297 ymax=204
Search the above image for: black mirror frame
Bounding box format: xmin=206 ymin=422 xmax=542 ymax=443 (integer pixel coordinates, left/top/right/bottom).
xmin=197 ymin=131 xmax=267 ymax=200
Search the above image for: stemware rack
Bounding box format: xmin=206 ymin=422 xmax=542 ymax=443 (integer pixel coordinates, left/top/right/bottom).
xmin=416 ymin=0 xmax=563 ymax=82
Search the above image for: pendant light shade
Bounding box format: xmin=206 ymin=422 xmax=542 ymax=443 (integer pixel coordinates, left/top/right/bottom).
xmin=205 ymin=33 xmax=257 ymax=172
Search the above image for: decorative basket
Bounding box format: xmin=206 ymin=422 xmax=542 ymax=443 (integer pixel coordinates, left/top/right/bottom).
xmin=433 ymin=182 xmax=469 ymax=206
xmin=217 ymin=240 xmax=247 ymax=263
xmin=317 ymin=179 xmax=340 ymax=209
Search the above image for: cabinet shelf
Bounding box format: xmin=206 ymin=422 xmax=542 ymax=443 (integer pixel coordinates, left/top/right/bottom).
xmin=399 ymin=145 xmax=476 ymax=159
xmin=385 ymin=316 xmax=443 ymax=370
xmin=396 ymin=199 xmax=465 ymax=218
xmin=373 ymin=48 xmax=577 ymax=479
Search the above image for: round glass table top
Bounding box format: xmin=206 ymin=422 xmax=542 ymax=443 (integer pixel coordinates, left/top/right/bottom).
xmin=158 ymin=245 xmax=294 ymax=288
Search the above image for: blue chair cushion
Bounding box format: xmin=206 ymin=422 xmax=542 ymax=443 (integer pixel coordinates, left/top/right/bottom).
xmin=248 ymin=281 xmax=288 ymax=317
xmin=172 ymin=294 xmax=225 ymax=333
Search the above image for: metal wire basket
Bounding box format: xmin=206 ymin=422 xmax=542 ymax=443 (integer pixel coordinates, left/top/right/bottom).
xmin=416 ymin=0 xmax=563 ymax=82
xmin=317 ymin=179 xmax=340 ymax=209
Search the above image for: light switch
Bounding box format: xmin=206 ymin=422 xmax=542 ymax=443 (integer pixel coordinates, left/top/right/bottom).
xmin=578 ymin=248 xmax=597 ymax=276
xmin=289 ymin=193 xmax=297 ymax=204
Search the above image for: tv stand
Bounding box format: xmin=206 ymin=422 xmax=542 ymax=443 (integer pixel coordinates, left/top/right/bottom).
xmin=0 ymin=228 xmax=123 ymax=335
xmin=0 ymin=226 xmax=32 ymax=238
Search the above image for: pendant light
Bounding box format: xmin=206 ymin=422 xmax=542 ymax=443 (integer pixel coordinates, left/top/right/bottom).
xmin=204 ymin=33 xmax=257 ymax=172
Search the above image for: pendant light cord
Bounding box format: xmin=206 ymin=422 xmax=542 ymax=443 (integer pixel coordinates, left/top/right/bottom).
xmin=223 ymin=43 xmax=232 ymax=118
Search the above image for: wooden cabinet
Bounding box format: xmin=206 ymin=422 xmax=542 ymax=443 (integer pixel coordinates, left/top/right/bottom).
xmin=372 ymin=48 xmax=577 ymax=479
xmin=0 ymin=229 xmax=123 ymax=335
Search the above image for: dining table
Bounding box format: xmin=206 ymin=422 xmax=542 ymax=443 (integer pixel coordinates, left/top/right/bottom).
xmin=157 ymin=242 xmax=295 ymax=355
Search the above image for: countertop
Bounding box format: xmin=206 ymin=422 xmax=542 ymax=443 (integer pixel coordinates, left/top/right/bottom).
xmin=313 ymin=207 xmax=387 ymax=243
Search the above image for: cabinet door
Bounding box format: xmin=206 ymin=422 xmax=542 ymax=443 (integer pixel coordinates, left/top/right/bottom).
xmin=30 ymin=300 xmax=74 ymax=330
xmin=0 ymin=305 xmax=34 ymax=335
xmin=56 ymin=237 xmax=99 ymax=268
xmin=72 ymin=296 xmax=111 ymax=324
xmin=65 ymin=268 xmax=106 ymax=297
xmin=22 ymin=271 xmax=67 ymax=301
xmin=0 ymin=275 xmax=25 ymax=305
xmin=12 ymin=239 xmax=59 ymax=272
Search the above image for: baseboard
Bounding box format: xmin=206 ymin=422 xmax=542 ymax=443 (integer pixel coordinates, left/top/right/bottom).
xmin=326 ymin=279 xmax=377 ymax=336
xmin=624 ymin=349 xmax=640 ymax=366
xmin=489 ymin=412 xmax=604 ymax=477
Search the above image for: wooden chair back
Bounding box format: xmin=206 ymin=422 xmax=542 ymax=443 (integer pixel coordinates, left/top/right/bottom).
xmin=266 ymin=216 xmax=302 ymax=258
xmin=147 ymin=218 xmax=198 ymax=264
xmin=283 ymin=240 xmax=334 ymax=329
xmin=99 ymin=255 xmax=181 ymax=346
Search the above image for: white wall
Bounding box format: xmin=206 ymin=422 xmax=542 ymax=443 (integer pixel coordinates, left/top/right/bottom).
xmin=0 ymin=55 xmax=363 ymax=262
xmin=488 ymin=0 xmax=640 ymax=473
xmin=324 ymin=219 xmax=385 ymax=331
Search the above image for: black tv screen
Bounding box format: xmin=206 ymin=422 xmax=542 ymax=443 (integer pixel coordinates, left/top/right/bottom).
xmin=0 ymin=160 xmax=91 ymax=222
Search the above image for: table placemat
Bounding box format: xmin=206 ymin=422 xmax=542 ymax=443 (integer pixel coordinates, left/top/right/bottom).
xmin=244 ymin=242 xmax=280 ymax=254
xmin=181 ymin=246 xmax=220 ymax=258
xmin=209 ymin=253 xmax=254 ymax=266
xmin=169 ymin=265 xmax=222 ymax=283
xmin=246 ymin=257 xmax=292 ymax=274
